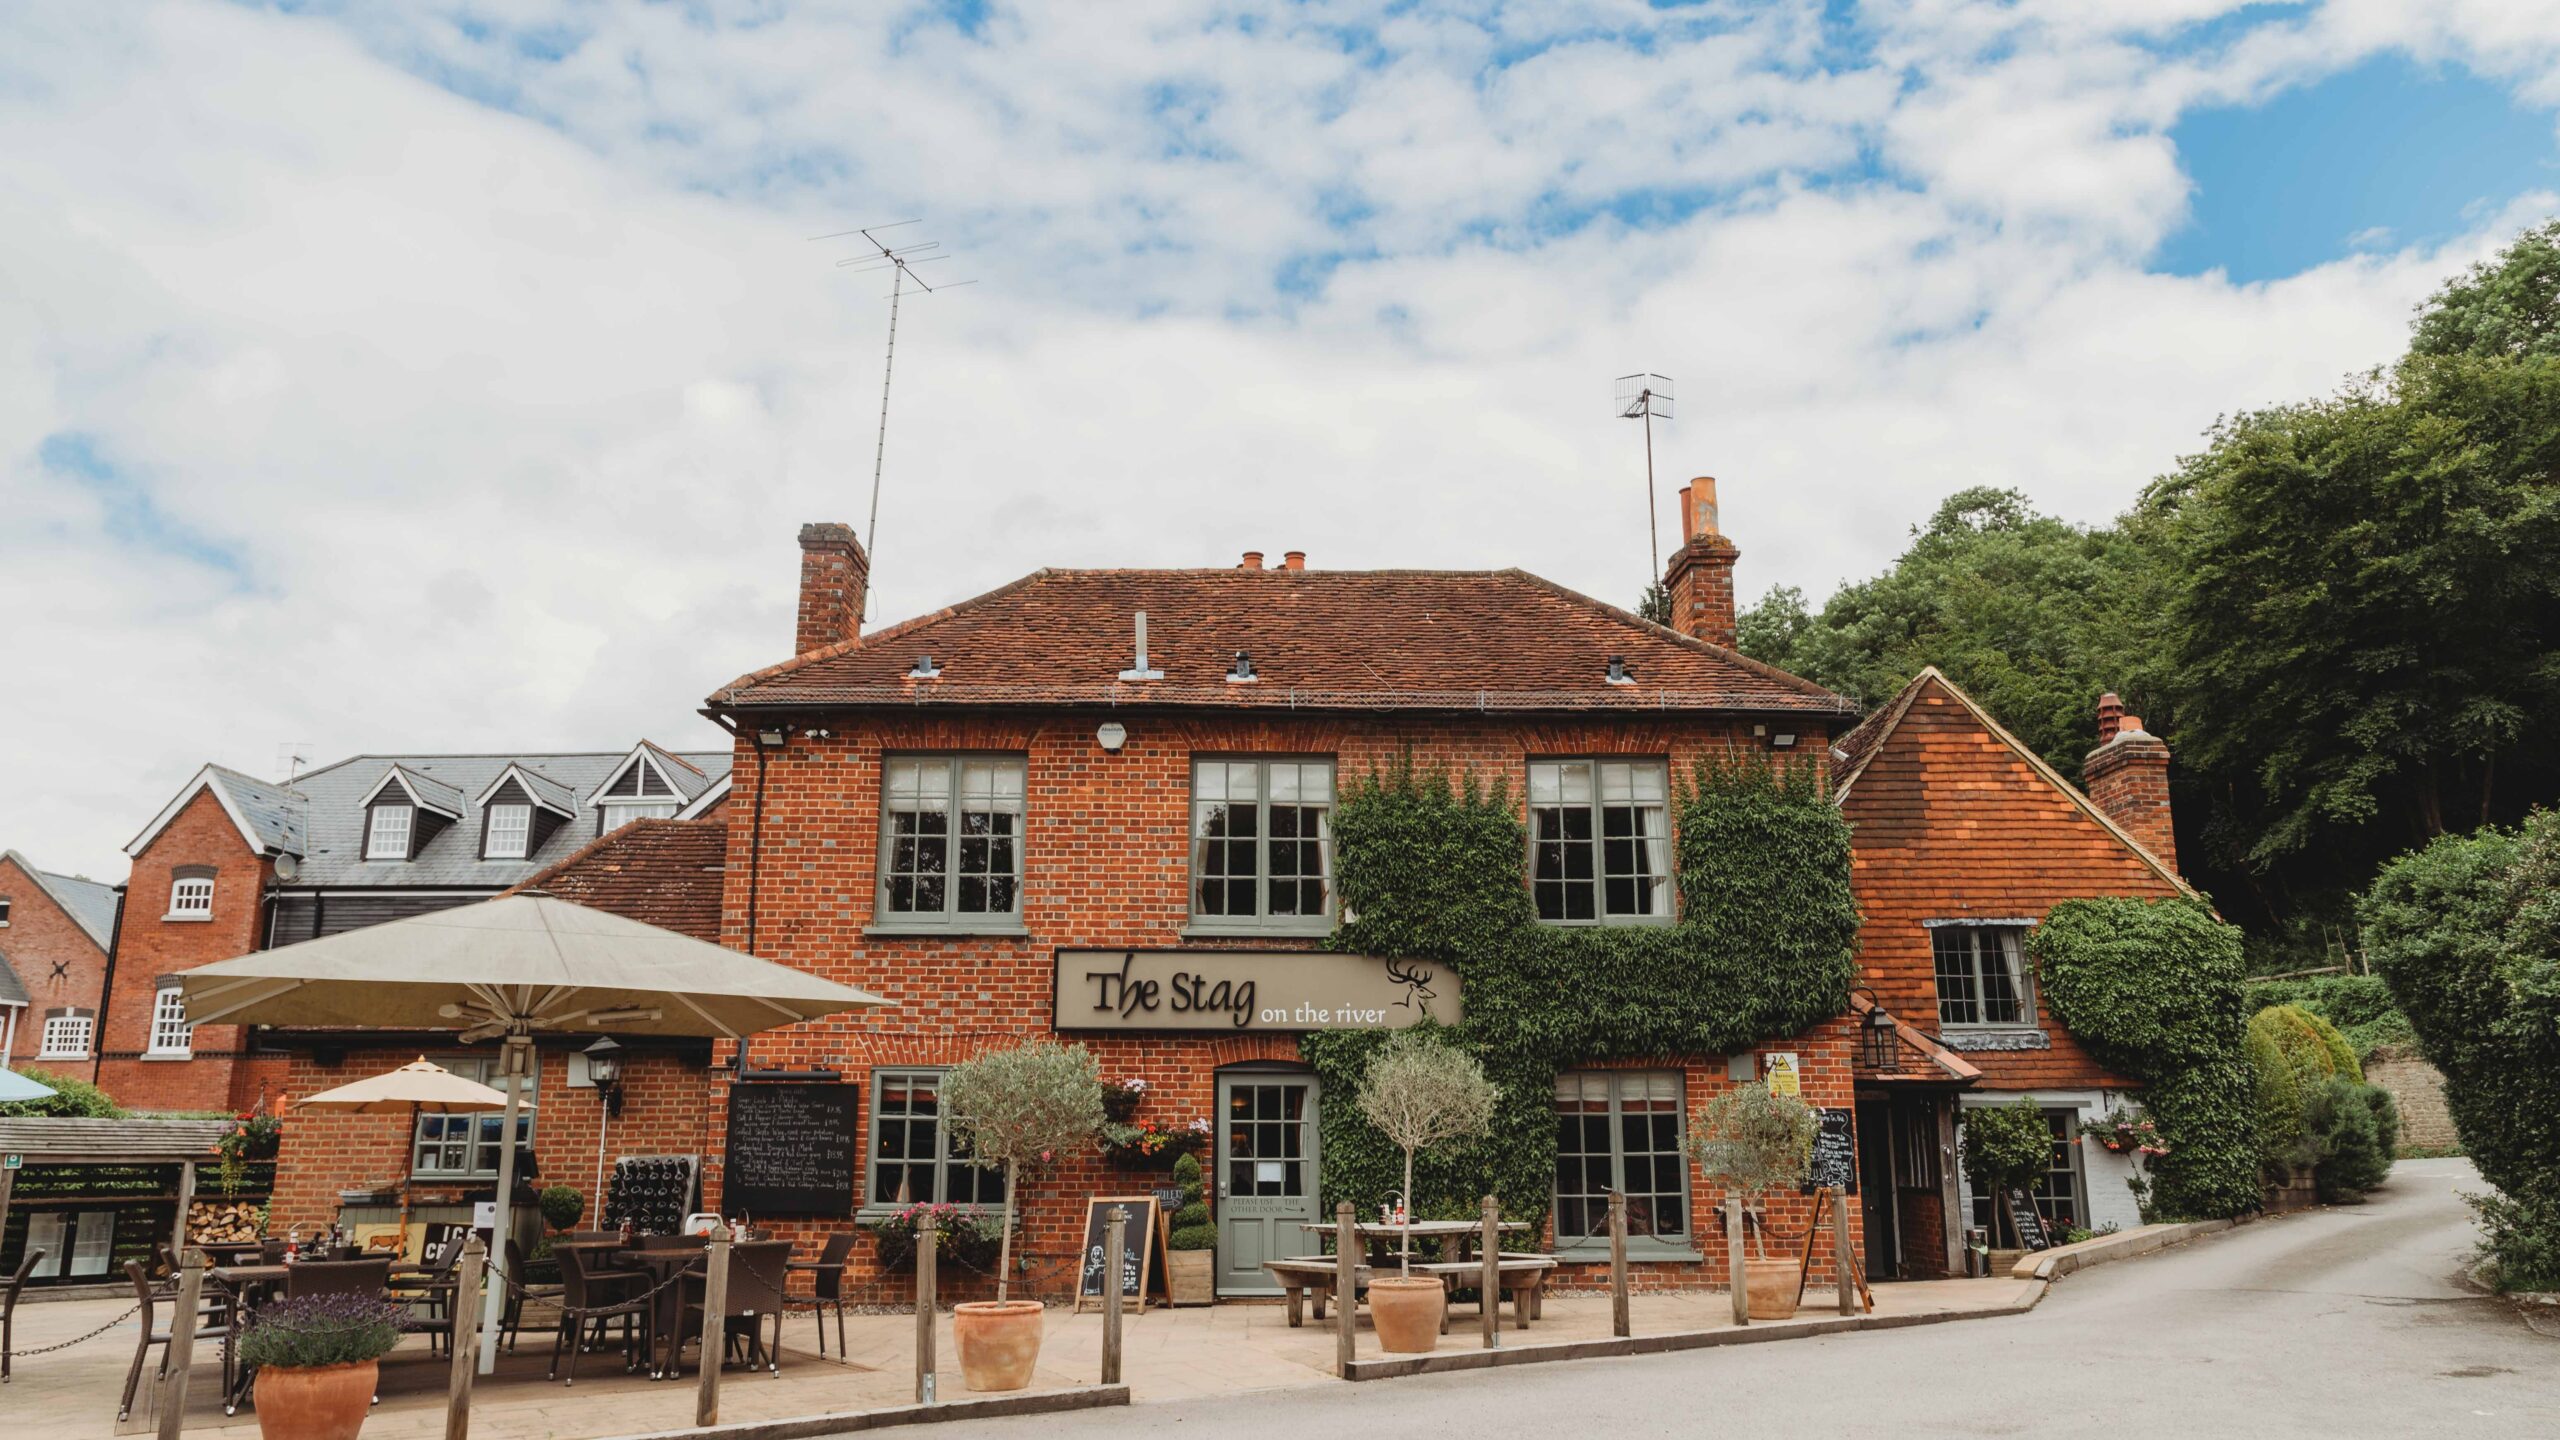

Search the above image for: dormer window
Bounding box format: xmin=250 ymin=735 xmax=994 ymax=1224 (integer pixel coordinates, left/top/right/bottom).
xmin=485 ymin=804 xmax=532 ymax=860
xmin=594 ymin=748 xmax=685 ymax=834
xmin=368 ymin=804 xmax=414 ymax=860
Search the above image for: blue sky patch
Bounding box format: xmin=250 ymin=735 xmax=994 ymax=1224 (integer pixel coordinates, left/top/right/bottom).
xmin=40 ymin=432 xmax=252 ymax=581
xmin=2157 ymin=54 xmax=2560 ymax=283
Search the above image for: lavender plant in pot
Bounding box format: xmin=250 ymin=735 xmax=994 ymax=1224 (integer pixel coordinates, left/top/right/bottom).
xmin=1689 ymin=1084 xmax=1819 ymax=1320
xmin=1353 ymin=1029 xmax=1498 ymax=1353
xmin=238 ymin=1294 xmax=405 ymax=1440
xmin=939 ymin=1040 xmax=1105 ymax=1391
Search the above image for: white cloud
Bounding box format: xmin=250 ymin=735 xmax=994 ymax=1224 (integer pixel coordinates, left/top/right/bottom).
xmin=0 ymin=0 xmax=2554 ymax=877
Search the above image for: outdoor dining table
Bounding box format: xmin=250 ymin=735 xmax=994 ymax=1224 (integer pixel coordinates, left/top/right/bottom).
xmin=1301 ymin=1219 xmax=1528 ymax=1263
xmin=554 ymin=1241 xmax=703 ymax=1380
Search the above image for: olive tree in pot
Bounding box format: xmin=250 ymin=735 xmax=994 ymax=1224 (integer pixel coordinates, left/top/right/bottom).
xmin=1689 ymin=1084 xmax=1819 ymax=1319
xmin=1353 ymin=1029 xmax=1499 ymax=1353
xmin=1962 ymin=1097 xmax=2055 ymax=1257
xmin=939 ymin=1039 xmax=1105 ymax=1391
xmin=239 ymin=1294 xmax=406 ymax=1440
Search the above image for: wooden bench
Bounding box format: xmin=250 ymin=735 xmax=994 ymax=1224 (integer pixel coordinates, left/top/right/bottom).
xmin=1264 ymin=1259 xmax=1371 ymax=1327
xmin=1412 ymin=1256 xmax=1557 ymax=1329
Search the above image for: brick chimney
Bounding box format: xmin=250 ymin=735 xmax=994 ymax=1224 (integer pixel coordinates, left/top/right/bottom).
xmin=1661 ymin=476 xmax=1741 ymax=648
xmin=795 ymin=522 xmax=869 ymax=653
xmin=2083 ymin=691 xmax=2177 ymax=871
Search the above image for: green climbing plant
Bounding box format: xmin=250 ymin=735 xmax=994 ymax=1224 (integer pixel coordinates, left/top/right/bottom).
xmin=1301 ymin=752 xmax=1860 ymax=1231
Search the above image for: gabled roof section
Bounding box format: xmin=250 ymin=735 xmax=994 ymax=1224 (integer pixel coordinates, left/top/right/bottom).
xmin=584 ymin=741 xmax=715 ymax=806
xmin=1832 ymin=667 xmax=2193 ymax=898
xmin=125 ymin=764 xmax=306 ymax=860
xmin=709 ymin=567 xmax=1859 ymax=716
xmin=673 ymin=774 xmax=731 ymax=820
xmin=2 ymin=851 xmax=119 ymax=951
xmin=473 ymin=764 xmax=579 ymax=818
xmin=359 ymin=765 xmax=467 ymax=821
xmin=504 ymin=817 xmax=730 ymax=944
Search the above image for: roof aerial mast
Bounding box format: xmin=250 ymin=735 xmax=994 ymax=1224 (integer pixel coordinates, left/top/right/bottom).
xmin=810 ymin=221 xmax=976 ymax=618
xmin=1616 ymin=374 xmax=1675 ymax=587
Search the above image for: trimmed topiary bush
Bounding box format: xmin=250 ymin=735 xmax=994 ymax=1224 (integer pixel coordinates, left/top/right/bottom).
xmin=2247 ymin=1004 xmax=2362 ymax=1175
xmin=1168 ymin=1152 xmax=1214 ymax=1251
xmin=538 ymin=1184 xmax=586 ymax=1233
xmin=2304 ymin=1078 xmax=2396 ymax=1203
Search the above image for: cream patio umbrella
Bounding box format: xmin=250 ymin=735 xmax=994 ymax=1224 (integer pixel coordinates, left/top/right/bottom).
xmin=297 ymin=1057 xmax=510 ymax=1250
xmin=0 ymin=1066 xmax=57 ymax=1104
xmin=177 ymin=892 xmax=887 ymax=1372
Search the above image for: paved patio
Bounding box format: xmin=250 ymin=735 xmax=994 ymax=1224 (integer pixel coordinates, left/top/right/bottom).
xmin=5 ymin=1277 xmax=2042 ymax=1439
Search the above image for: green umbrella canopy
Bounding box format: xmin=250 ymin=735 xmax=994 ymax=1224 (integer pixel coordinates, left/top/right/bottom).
xmin=178 ymin=892 xmax=884 ymax=1040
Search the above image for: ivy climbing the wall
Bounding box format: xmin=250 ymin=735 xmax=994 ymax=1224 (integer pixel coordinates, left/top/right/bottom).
xmin=1302 ymin=754 xmax=1860 ymax=1228
xmin=2028 ymin=896 xmax=2259 ymax=1220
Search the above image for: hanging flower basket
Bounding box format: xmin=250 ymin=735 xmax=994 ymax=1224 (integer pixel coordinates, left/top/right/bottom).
xmin=1100 ymin=1118 xmax=1210 ymax=1169
xmin=2086 ymin=1109 xmax=2170 ymax=1158
xmin=1100 ymin=1078 xmax=1149 ymax=1123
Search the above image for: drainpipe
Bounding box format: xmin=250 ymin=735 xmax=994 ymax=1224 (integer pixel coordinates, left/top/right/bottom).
xmin=93 ymin=887 xmax=128 ymax=1087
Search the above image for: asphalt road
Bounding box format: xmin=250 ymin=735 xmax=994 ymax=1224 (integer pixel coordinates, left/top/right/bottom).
xmin=934 ymin=1159 xmax=2556 ymax=1439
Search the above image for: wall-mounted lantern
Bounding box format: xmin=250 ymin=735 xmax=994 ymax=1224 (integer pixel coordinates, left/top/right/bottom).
xmin=584 ymin=1036 xmax=626 ymax=1119
xmin=1854 ymin=987 xmax=1899 ymax=1071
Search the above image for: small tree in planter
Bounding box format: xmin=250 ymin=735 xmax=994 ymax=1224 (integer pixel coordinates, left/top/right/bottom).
xmin=939 ymin=1040 xmax=1106 ymax=1391
xmin=538 ymin=1185 xmax=586 ymax=1234
xmin=238 ymin=1294 xmax=406 ymax=1440
xmin=1962 ymin=1098 xmax=2055 ymax=1248
xmin=1164 ymin=1152 xmax=1216 ymax=1306
xmin=1689 ymin=1084 xmax=1819 ymax=1318
xmin=1352 ymin=1029 xmax=1499 ymax=1353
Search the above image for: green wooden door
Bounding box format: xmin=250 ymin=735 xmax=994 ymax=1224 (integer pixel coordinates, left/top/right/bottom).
xmin=1214 ymin=1073 xmax=1321 ymax=1295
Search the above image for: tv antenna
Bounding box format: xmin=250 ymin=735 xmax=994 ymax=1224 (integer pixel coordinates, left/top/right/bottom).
xmin=274 ymin=741 xmax=314 ymax=784
xmin=811 ymin=220 xmax=977 ymax=616
xmin=1616 ymin=375 xmax=1674 ymax=583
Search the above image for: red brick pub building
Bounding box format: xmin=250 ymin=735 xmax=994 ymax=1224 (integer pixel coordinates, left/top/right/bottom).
xmin=691 ymin=486 xmax=1886 ymax=1303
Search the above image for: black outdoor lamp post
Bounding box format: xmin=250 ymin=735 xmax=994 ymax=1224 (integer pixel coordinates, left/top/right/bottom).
xmin=584 ymin=1036 xmax=626 ymax=1118
xmin=1856 ymin=989 xmax=1900 ymax=1071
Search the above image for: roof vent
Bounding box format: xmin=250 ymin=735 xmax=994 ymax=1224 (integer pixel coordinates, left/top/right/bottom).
xmin=1118 ymin=611 xmax=1163 ymax=681
xmin=909 ymin=655 xmax=942 ymax=679
xmin=1606 ymin=654 xmax=1635 ymax=686
xmin=1228 ymin=651 xmax=1257 ymax=684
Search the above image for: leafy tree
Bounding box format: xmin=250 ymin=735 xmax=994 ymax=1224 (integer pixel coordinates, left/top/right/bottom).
xmin=1960 ymin=1099 xmax=2056 ymax=1246
xmin=940 ymin=1040 xmax=1106 ymax=1300
xmin=2410 ymin=219 xmax=2560 ymax=361
xmin=1689 ymin=1085 xmax=1819 ymax=1258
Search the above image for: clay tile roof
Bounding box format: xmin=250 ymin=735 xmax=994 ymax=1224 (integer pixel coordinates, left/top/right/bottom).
xmin=502 ymin=818 xmax=729 ymax=945
xmin=711 ymin=568 xmax=1856 ymax=716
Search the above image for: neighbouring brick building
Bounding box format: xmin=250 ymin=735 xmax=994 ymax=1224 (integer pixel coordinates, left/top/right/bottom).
xmin=1832 ymin=668 xmax=2194 ymax=1275
xmin=680 ymin=499 xmax=1878 ymax=1303
xmin=0 ymin=850 xmax=121 ymax=1071
xmin=93 ymin=747 xmax=730 ymax=1115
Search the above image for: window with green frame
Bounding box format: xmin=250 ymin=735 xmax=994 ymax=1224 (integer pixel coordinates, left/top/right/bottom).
xmin=1528 ymin=759 xmax=1672 ymax=924
xmin=1189 ymin=757 xmax=1334 ymax=931
xmin=864 ymin=1069 xmax=1008 ymax=1214
xmin=876 ymin=756 xmax=1025 ymax=927
xmin=1553 ymin=1071 xmax=1691 ymax=1256
xmin=413 ymin=1056 xmax=535 ymax=1178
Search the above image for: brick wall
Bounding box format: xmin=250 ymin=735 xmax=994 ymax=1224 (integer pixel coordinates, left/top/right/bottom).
xmin=708 ymin=705 xmax=1855 ymax=1300
xmin=94 ymin=788 xmax=280 ymax=1113
xmin=0 ymin=854 xmax=113 ymax=1070
xmin=1840 ymin=676 xmax=2183 ymax=1094
xmin=268 ymin=1045 xmax=713 ymax=1235
xmin=2365 ymin=1050 xmax=2458 ymax=1153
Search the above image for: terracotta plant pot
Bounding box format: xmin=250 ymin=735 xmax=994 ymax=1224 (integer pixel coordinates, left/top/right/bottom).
xmin=254 ymin=1360 xmax=377 ymax=1440
xmin=1165 ymin=1250 xmax=1215 ymax=1307
xmin=1366 ymin=1275 xmax=1446 ymax=1353
xmin=951 ymin=1300 xmax=1045 ymax=1392
xmin=1742 ymin=1257 xmax=1801 ymax=1320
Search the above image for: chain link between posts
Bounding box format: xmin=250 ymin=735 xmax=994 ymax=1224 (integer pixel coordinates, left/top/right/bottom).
xmin=7 ymin=1300 xmax=145 ymax=1358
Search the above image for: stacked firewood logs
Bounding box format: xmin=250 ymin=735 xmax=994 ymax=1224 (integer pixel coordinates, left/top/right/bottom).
xmin=187 ymin=1199 xmax=265 ymax=1245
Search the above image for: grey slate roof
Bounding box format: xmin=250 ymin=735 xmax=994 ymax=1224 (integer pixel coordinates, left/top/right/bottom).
xmin=1 ymin=851 xmax=120 ymax=950
xmin=0 ymin=950 xmax=28 ymax=1007
xmin=377 ymin=765 xmax=468 ymax=817
xmin=491 ymin=764 xmax=580 ymax=815
xmin=208 ymin=764 xmax=309 ymax=855
xmin=286 ymin=749 xmax=732 ymax=888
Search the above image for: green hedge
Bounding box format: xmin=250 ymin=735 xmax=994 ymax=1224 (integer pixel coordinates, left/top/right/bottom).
xmin=2246 ymin=1004 xmax=2362 ymax=1172
xmin=2361 ymin=811 xmax=2560 ymax=1290
xmin=2029 ymin=896 xmax=2258 ymax=1219
xmin=1303 ymin=754 xmax=1860 ymax=1226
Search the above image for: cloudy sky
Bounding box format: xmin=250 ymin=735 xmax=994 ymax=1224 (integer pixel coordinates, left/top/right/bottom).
xmin=6 ymin=0 xmax=2560 ymax=880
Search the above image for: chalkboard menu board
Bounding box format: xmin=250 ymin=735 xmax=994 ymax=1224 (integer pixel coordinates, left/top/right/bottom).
xmin=1799 ymin=1106 xmax=1858 ymax=1195
xmin=2005 ymin=1189 xmax=2052 ymax=1251
xmin=1073 ymin=1196 xmax=1159 ymax=1311
xmin=724 ymin=1082 xmax=859 ymax=1218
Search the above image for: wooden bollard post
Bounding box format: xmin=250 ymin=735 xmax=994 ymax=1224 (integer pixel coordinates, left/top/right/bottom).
xmin=1607 ymin=1191 xmax=1630 ymax=1338
xmin=154 ymin=1249 xmax=205 ymax=1440
xmin=1101 ymin=1205 xmax=1126 ymax=1383
xmin=1333 ymin=1200 xmax=1358 ymax=1376
xmin=1726 ymin=1196 xmax=1749 ymax=1326
xmin=1478 ymin=1195 xmax=1500 ymax=1349
xmin=1832 ymin=1185 xmax=1857 ymax=1316
xmin=696 ymin=1229 xmax=732 ymax=1428
xmin=446 ymin=1234 xmax=487 ymax=1440
xmin=914 ymin=1225 xmax=937 ymax=1405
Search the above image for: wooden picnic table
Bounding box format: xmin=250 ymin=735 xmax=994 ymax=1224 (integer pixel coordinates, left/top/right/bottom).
xmin=1300 ymin=1219 xmax=1528 ymax=1264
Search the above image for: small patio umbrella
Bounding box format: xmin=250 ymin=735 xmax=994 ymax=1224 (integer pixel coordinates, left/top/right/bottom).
xmin=297 ymin=1057 xmax=509 ymax=1250
xmin=0 ymin=1066 xmax=58 ymax=1104
xmin=177 ymin=892 xmax=888 ymax=1371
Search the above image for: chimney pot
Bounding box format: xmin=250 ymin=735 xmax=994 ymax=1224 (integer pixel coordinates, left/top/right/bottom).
xmin=795 ymin=522 xmax=869 ymax=654
xmin=2096 ymin=691 xmax=2124 ymax=744
xmin=2085 ymin=689 xmax=2177 ymax=873
xmin=1282 ymin=550 xmax=1306 ymax=570
xmin=1661 ymin=478 xmax=1741 ymax=648
xmin=1240 ymin=551 xmax=1264 ymax=570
